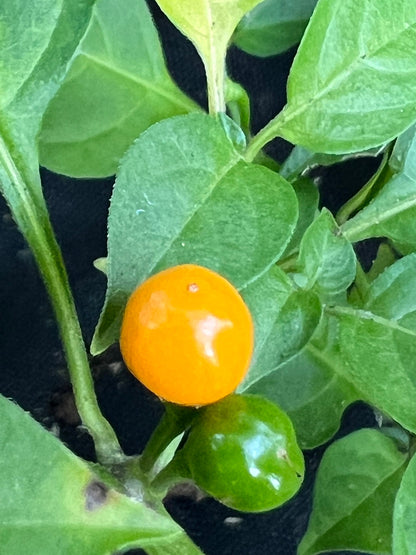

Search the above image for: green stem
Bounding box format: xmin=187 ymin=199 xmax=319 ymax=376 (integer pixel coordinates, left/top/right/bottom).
xmin=0 ymin=135 xmax=122 ymax=465
xmin=151 ymin=452 xmax=191 ymax=496
xmin=245 ymin=111 xmax=285 ymax=162
xmin=140 ymin=404 xmax=196 ymax=474
xmin=204 ymin=51 xmax=226 ymax=114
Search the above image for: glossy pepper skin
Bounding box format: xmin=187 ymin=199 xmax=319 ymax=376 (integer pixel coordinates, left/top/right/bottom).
xmin=120 ymin=264 xmax=254 ymax=406
xmin=179 ymin=394 xmax=305 ymax=512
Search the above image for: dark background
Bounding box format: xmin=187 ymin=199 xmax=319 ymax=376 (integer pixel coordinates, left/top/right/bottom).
xmin=0 ymin=2 xmax=380 ymax=554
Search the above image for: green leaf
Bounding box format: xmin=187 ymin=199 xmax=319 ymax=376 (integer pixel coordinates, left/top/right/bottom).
xmin=336 ymin=146 xmax=393 ymax=226
xmin=155 ymin=0 xmax=263 ymax=112
xmin=297 ymin=209 xmax=356 ymax=298
xmin=393 ymin=452 xmax=416 ymax=553
xmin=39 ymin=0 xmax=198 ymax=178
xmin=225 ymin=77 xmax=251 ymax=138
xmin=299 ymin=429 xmax=407 ymax=555
xmin=332 ymin=306 xmax=416 ymax=434
xmin=268 ymin=0 xmax=416 ymax=154
xmin=281 ymin=177 xmax=319 ymax=258
xmin=366 ymin=243 xmax=397 ymax=283
xmin=239 ymin=266 xmax=322 ymax=391
xmin=364 ymin=253 xmax=416 ymax=331
xmin=0 ymin=395 xmax=202 ymax=555
xmin=92 ymin=113 xmax=298 ymax=354
xmin=389 ymin=124 xmax=416 ymax=176
xmin=342 ymin=126 xmax=416 ymax=247
xmin=280 ymin=145 xmax=384 ymax=182
xmin=233 ymin=0 xmax=317 ymax=57
xmin=247 ymin=316 xmax=358 ymax=449
xmin=0 ymin=0 xmax=95 ymax=182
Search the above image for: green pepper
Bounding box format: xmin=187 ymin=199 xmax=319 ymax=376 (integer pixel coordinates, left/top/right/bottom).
xmin=156 ymin=394 xmax=304 ymax=512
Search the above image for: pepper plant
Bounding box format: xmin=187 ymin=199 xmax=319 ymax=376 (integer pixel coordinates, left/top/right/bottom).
xmin=1 ymin=0 xmax=416 ymax=553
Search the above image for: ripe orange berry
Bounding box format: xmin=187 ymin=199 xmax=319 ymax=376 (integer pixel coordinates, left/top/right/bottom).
xmin=119 ymin=264 xmax=254 ymax=406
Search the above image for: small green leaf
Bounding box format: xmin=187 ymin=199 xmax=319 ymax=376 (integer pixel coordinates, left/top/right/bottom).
xmin=297 ymin=209 xmax=356 ymax=298
xmin=332 ymin=306 xmax=416 ymax=433
xmin=247 ymin=316 xmax=358 ymax=449
xmin=233 ymin=0 xmax=317 ymax=57
xmin=39 ymin=0 xmax=198 ymax=178
xmin=0 ymin=395 xmax=202 ymax=555
xmin=342 ymin=127 xmax=416 ymax=248
xmin=336 ymin=146 xmax=392 ymax=226
xmin=225 ymin=77 xmax=251 ymax=138
xmin=393 ymin=452 xmax=416 ymax=553
xmin=364 ymin=253 xmax=416 ymax=331
xmin=239 ymin=268 xmax=322 ymax=391
xmin=269 ymin=0 xmax=416 ymax=153
xmin=155 ymin=0 xmax=263 ymax=112
xmin=281 ymin=177 xmax=319 ymax=258
xmin=0 ymin=0 xmax=95 ymax=183
xmin=389 ymin=124 xmax=416 ymax=176
xmin=280 ymin=145 xmax=383 ymax=182
xmin=92 ymin=113 xmax=298 ymax=354
xmin=299 ymin=429 xmax=407 ymax=555
xmin=366 ymin=243 xmax=397 ymax=283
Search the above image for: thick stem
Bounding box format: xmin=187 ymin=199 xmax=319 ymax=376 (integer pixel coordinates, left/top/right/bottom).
xmin=0 ymin=135 xmax=122 ymax=465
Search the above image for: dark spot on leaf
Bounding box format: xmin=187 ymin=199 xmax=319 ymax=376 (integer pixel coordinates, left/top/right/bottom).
xmin=85 ymin=480 xmax=109 ymax=511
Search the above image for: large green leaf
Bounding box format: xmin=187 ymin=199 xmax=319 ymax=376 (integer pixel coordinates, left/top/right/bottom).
xmin=364 ymin=253 xmax=416 ymax=331
xmin=155 ymin=0 xmax=263 ymax=112
xmin=342 ymin=127 xmax=416 ymax=248
xmin=299 ymin=429 xmax=407 ymax=555
xmin=0 ymin=395 xmax=202 ymax=555
xmin=393 ymin=452 xmax=416 ymax=554
xmin=265 ymin=0 xmax=416 ymax=154
xmin=297 ymin=209 xmax=356 ymax=299
xmin=39 ymin=0 xmax=198 ymax=178
xmin=239 ymin=266 xmax=322 ymax=391
xmin=247 ymin=316 xmax=358 ymax=449
xmin=233 ymin=0 xmax=317 ymax=57
xmin=91 ymin=113 xmax=298 ymax=354
xmin=332 ymin=306 xmax=416 ymax=433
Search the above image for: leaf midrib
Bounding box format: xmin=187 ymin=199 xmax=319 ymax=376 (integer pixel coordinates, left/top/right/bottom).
xmin=342 ymin=183 xmax=416 ymax=242
xmin=149 ymin=156 xmax=242 ymax=275
xmin=327 ymin=305 xmax=416 ymax=338
xmin=81 ymin=52 xmax=197 ymax=113
xmin=108 ymin=149 xmax=242 ymax=290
